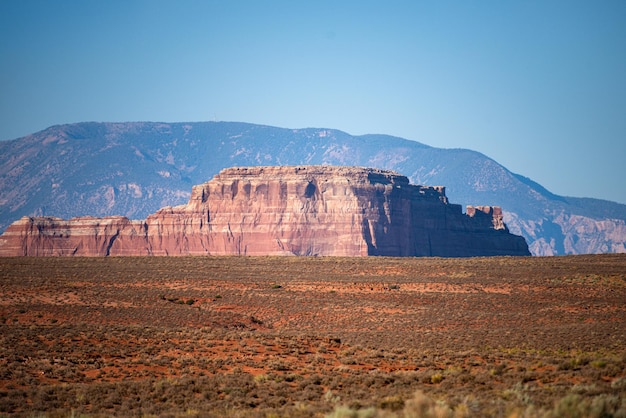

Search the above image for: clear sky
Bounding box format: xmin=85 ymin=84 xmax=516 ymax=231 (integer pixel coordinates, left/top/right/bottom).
xmin=1 ymin=0 xmax=625 ymax=204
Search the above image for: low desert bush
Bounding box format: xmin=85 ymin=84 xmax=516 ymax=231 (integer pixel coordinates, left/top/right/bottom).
xmin=326 ymin=405 xmax=380 ymax=418
xmin=327 ymin=391 xmax=466 ymax=418
xmin=326 ymin=390 xmax=626 ymax=418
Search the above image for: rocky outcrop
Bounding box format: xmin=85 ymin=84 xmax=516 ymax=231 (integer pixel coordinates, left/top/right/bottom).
xmin=0 ymin=166 xmax=530 ymax=257
xmin=505 ymin=211 xmax=626 ymax=256
xmin=0 ymin=216 xmax=148 ymax=256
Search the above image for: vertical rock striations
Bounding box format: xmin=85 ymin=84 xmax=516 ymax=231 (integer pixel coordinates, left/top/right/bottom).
xmin=0 ymin=166 xmax=530 ymax=257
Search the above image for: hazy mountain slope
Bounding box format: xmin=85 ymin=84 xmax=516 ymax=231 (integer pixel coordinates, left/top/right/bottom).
xmin=1 ymin=121 xmax=625 ymax=255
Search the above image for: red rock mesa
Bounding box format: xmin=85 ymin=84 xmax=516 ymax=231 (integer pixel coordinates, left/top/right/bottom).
xmin=0 ymin=166 xmax=530 ymax=257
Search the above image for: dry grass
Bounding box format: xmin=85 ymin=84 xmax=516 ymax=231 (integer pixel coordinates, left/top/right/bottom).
xmin=0 ymin=254 xmax=625 ymax=417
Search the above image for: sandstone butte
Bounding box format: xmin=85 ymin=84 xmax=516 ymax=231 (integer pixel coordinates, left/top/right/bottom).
xmin=0 ymin=166 xmax=530 ymax=257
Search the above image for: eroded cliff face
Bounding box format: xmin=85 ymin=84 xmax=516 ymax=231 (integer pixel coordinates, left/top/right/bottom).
xmin=505 ymin=211 xmax=626 ymax=256
xmin=0 ymin=166 xmax=530 ymax=257
xmin=0 ymin=216 xmax=148 ymax=256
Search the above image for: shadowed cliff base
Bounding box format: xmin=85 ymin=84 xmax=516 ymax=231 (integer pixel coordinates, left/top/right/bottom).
xmin=0 ymin=166 xmax=530 ymax=257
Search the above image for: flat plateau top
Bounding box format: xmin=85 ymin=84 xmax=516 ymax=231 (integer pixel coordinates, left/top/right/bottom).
xmin=217 ymin=165 xmax=404 ymax=177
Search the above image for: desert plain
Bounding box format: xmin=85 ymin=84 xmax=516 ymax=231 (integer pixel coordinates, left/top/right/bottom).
xmin=0 ymin=254 xmax=625 ymax=417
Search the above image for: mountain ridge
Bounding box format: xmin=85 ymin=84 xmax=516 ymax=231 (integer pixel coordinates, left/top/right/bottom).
xmin=1 ymin=121 xmax=625 ymax=255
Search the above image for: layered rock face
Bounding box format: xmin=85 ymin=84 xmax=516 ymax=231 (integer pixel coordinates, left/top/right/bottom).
xmin=0 ymin=166 xmax=530 ymax=257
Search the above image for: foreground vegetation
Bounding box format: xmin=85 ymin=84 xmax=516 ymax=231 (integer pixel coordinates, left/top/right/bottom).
xmin=0 ymin=255 xmax=625 ymax=417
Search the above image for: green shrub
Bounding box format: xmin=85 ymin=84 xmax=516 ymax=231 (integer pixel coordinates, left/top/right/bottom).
xmin=430 ymin=373 xmax=444 ymax=384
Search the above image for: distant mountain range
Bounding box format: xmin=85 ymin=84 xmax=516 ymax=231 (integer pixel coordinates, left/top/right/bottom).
xmin=1 ymin=121 xmax=625 ymax=256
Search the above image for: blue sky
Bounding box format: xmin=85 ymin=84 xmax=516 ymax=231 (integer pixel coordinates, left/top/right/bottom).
xmin=1 ymin=0 xmax=625 ymax=204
